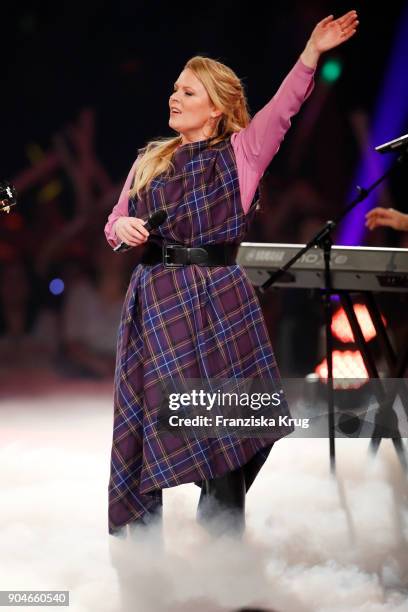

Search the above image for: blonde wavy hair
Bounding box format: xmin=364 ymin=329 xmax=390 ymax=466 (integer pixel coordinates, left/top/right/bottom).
xmin=130 ymin=56 xmax=251 ymax=198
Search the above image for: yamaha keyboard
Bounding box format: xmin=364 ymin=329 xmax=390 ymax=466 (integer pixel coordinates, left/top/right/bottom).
xmin=237 ymin=243 xmax=408 ymax=292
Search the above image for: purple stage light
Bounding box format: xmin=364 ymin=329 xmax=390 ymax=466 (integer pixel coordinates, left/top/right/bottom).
xmin=338 ymin=4 xmax=408 ymax=246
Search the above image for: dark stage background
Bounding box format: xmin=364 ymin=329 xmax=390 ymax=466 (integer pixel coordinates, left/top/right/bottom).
xmin=1 ymin=0 xmax=407 ymax=390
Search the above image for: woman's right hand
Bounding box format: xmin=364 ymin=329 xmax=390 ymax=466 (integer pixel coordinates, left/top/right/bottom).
xmin=114 ymin=216 xmax=150 ymax=246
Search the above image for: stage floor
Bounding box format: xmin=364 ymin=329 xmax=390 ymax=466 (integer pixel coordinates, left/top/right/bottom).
xmin=1 ymin=381 xmax=408 ymax=612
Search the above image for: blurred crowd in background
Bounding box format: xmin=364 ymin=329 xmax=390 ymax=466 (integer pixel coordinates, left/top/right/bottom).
xmin=1 ymin=1 xmax=407 ymax=389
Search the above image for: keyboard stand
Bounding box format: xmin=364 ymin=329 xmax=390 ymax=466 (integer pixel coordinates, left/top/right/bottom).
xmin=339 ymin=290 xmax=408 ymax=471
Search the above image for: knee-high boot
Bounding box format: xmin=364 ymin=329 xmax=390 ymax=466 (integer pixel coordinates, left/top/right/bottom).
xmin=197 ymin=466 xmax=246 ymax=536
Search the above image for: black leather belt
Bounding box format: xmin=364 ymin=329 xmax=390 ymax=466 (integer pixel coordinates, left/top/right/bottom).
xmin=140 ymin=241 xmax=239 ymax=267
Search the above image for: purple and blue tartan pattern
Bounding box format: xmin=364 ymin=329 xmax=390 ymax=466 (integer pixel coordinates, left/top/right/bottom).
xmin=108 ymin=137 xmax=292 ymax=534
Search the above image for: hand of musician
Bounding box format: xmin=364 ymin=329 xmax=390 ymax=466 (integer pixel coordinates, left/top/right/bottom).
xmin=365 ymin=207 xmax=408 ymax=232
xmin=114 ymin=216 xmax=149 ymax=247
xmin=300 ymin=10 xmax=359 ymax=68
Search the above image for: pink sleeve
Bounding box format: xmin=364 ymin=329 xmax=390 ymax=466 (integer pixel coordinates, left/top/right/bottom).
xmin=104 ymin=158 xmax=139 ymax=248
xmin=231 ymin=58 xmax=315 ymax=214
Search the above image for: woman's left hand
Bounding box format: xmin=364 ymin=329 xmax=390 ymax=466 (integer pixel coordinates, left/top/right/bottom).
xmin=310 ymin=11 xmax=359 ymax=53
xmin=301 ymin=10 xmax=359 ymax=67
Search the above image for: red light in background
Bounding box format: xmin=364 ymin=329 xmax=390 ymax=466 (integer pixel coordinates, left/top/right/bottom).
xmin=331 ymin=304 xmax=386 ymax=343
xmin=315 ymin=350 xmax=369 ymax=385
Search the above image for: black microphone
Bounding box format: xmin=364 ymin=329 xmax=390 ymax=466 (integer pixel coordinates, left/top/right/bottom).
xmin=375 ymin=133 xmax=408 ymax=154
xmin=113 ymin=210 xmax=168 ymax=252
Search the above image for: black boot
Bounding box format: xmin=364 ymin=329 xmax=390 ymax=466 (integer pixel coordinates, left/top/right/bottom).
xmin=197 ymin=466 xmax=246 ymax=537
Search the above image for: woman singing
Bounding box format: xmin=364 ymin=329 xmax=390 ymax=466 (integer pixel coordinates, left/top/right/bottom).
xmin=105 ymin=11 xmax=359 ymax=538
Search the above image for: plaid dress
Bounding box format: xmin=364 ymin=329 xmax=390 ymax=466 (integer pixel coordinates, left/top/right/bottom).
xmin=108 ymin=137 xmax=292 ymax=534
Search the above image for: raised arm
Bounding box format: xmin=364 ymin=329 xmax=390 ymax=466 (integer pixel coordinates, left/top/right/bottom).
xmin=232 ymin=58 xmax=315 ymax=181
xmin=233 ymin=10 xmax=358 ymax=213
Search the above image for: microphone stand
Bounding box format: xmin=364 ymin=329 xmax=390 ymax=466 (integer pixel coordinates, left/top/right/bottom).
xmin=259 ymin=146 xmax=408 ymax=473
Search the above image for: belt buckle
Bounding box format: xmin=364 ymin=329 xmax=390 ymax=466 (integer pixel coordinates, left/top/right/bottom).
xmin=163 ymin=243 xmax=186 ymax=268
